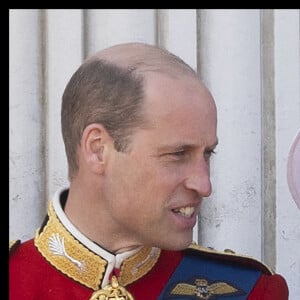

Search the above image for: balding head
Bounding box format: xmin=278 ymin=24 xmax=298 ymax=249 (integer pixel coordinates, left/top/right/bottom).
xmin=85 ymin=42 xmax=197 ymax=78
xmin=61 ymin=42 xmax=203 ymax=179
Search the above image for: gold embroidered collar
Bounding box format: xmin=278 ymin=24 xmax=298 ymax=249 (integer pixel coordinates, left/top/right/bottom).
xmin=35 ymin=195 xmax=161 ymax=291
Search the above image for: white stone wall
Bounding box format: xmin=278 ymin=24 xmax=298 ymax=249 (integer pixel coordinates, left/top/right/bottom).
xmin=274 ymin=10 xmax=300 ymax=299
xmin=9 ymin=9 xmax=300 ymax=299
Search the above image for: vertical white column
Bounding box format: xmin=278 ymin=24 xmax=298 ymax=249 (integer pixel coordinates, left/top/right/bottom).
xmin=261 ymin=9 xmax=276 ymax=270
xmin=157 ymin=9 xmax=198 ymax=241
xmin=85 ymin=9 xmax=156 ymax=56
xmin=274 ymin=9 xmax=300 ymax=299
xmin=46 ymin=9 xmax=83 ymax=199
xmin=198 ymin=9 xmax=262 ymax=259
xmin=9 ymin=9 xmax=44 ymax=241
xmin=157 ymin=9 xmax=197 ymax=69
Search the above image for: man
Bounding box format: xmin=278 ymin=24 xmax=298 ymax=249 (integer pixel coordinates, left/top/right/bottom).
xmin=9 ymin=42 xmax=289 ymax=299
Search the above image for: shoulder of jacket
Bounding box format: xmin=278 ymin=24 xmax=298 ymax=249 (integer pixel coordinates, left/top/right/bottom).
xmin=185 ymin=243 xmax=274 ymax=275
xmin=9 ymin=240 xmax=21 ymax=254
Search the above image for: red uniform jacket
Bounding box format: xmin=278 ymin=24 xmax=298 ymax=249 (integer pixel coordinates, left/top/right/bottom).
xmin=10 ymin=192 xmax=289 ymax=300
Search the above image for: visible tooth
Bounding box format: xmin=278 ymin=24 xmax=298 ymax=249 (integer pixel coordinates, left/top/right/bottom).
xmin=177 ymin=207 xmax=195 ymax=217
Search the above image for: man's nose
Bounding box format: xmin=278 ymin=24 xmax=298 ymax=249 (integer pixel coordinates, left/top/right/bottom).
xmin=184 ymin=160 xmax=212 ymax=197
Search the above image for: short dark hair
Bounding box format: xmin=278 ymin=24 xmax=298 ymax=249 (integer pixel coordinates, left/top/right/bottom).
xmin=61 ymin=60 xmax=145 ymax=179
xmin=61 ymin=43 xmax=199 ymax=179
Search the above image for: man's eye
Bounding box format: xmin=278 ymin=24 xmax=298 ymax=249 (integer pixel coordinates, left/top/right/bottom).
xmin=204 ymin=149 xmax=216 ymax=160
xmin=163 ymin=150 xmax=187 ymax=161
xmin=172 ymin=150 xmax=186 ymax=157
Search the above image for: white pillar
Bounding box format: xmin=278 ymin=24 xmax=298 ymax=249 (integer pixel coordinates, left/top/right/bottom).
xmin=85 ymin=9 xmax=156 ymax=56
xmin=198 ymin=9 xmax=262 ymax=259
xmin=46 ymin=9 xmax=83 ymax=199
xmin=274 ymin=9 xmax=300 ymax=299
xmin=9 ymin=9 xmax=44 ymax=241
xmin=157 ymin=9 xmax=197 ymax=70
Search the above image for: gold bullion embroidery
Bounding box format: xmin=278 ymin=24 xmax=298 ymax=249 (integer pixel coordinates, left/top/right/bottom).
xmin=34 ymin=201 xmax=107 ymax=290
xmin=171 ymin=278 xmax=242 ymax=300
xmin=48 ymin=233 xmax=85 ymax=270
xmin=90 ymin=275 xmax=134 ymax=300
xmin=119 ymin=246 xmax=161 ymax=286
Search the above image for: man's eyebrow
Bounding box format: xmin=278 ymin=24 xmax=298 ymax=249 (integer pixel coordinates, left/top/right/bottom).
xmin=156 ymin=143 xmax=195 ymax=153
xmin=157 ymin=139 xmax=219 ymax=153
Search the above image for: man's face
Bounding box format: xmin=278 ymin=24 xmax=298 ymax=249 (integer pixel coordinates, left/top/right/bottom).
xmin=104 ymin=73 xmax=217 ymax=251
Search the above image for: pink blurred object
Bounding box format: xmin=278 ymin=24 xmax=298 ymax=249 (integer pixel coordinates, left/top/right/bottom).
xmin=287 ymin=129 xmax=300 ymax=209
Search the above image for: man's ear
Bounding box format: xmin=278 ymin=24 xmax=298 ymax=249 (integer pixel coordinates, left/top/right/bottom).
xmin=80 ymin=123 xmax=113 ymax=174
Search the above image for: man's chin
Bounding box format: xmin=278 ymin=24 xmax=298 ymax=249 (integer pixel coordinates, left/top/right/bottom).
xmin=158 ymin=237 xmax=193 ymax=251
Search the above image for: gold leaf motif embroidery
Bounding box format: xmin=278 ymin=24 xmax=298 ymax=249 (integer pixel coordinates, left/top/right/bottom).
xmin=35 ymin=200 xmax=161 ymax=291
xmin=48 ymin=233 xmax=86 ymax=270
xmin=35 ymin=201 xmax=107 ymax=290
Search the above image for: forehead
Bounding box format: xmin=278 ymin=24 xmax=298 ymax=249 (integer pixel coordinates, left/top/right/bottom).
xmin=138 ymin=73 xmax=217 ymax=146
xmin=144 ymin=73 xmax=216 ymax=122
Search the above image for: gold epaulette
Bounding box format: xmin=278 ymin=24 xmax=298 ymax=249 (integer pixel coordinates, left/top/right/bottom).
xmin=187 ymin=243 xmax=274 ymax=275
xmin=9 ymin=240 xmax=21 ymax=253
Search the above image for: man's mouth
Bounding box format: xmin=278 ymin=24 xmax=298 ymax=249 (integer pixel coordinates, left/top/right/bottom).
xmin=172 ymin=206 xmax=195 ymax=218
